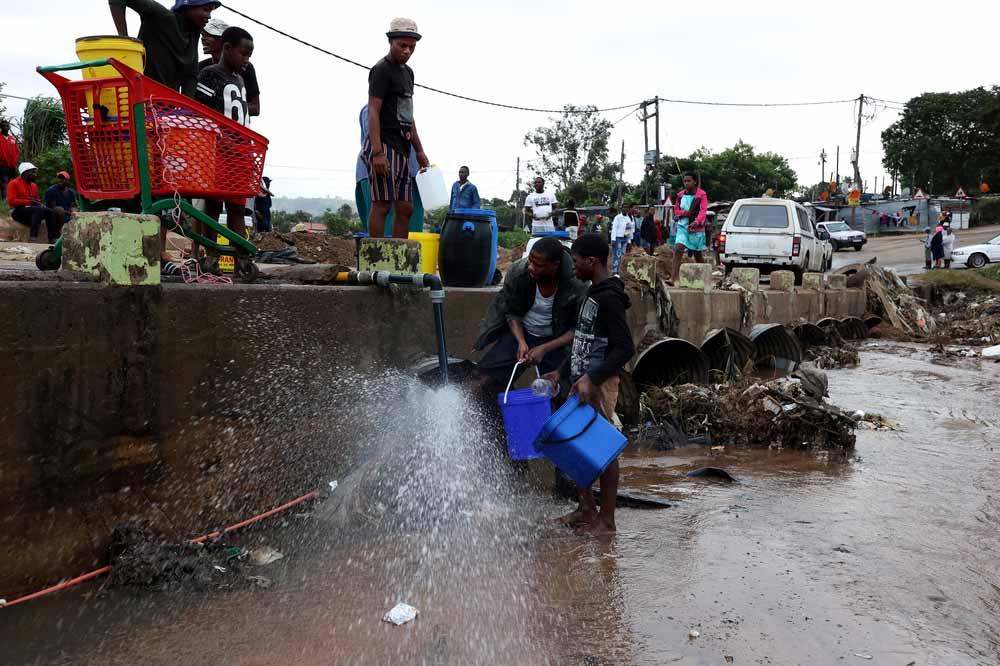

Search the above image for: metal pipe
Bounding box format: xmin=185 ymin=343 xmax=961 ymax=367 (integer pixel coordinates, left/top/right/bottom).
xmin=332 ymin=271 xmax=449 ymax=384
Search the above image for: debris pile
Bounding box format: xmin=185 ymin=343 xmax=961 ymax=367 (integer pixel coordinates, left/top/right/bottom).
xmin=930 ymin=292 xmax=1000 ymax=345
xmin=254 ymin=231 xmax=357 ymax=266
xmin=864 ymin=265 xmax=936 ymax=337
xmin=641 ymin=376 xmax=856 ymax=452
xmin=107 ymin=524 xmax=274 ymax=590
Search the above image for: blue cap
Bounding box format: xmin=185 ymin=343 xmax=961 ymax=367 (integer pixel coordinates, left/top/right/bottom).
xmin=172 ymin=0 xmax=220 ymax=11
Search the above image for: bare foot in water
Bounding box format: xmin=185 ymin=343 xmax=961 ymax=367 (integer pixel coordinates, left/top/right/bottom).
xmin=575 ymin=518 xmax=616 ymax=537
xmin=554 ymin=508 xmax=592 ymax=527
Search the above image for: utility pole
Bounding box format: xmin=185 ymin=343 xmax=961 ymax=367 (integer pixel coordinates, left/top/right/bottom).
xmin=617 ymin=140 xmax=625 ymax=208
xmin=835 ymin=145 xmax=840 ymax=188
xmin=819 ymin=149 xmax=827 ymax=189
xmin=515 ymin=156 xmax=523 ymax=230
xmin=853 ymin=94 xmax=864 ymax=189
xmin=639 ymin=98 xmax=660 ymax=204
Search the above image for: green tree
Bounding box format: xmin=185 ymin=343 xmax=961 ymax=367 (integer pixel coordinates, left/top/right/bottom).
xmin=524 ymin=104 xmax=614 ymax=192
xmin=16 ymin=96 xmax=66 ymax=162
xmin=31 ymin=145 xmax=73 ymax=193
xmin=320 ymin=207 xmax=359 ymax=236
xmin=882 ymin=88 xmax=1000 ymax=194
xmin=485 ymin=197 xmax=520 ymax=230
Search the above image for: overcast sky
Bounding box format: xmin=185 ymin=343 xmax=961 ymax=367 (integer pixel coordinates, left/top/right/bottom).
xmin=2 ymin=1 xmax=996 ymax=201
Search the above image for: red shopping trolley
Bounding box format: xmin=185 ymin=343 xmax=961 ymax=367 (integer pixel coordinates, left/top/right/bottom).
xmin=35 ymin=57 xmax=268 ymax=277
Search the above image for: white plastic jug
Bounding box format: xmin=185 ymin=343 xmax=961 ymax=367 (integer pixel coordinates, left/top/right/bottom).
xmin=415 ymin=166 xmax=450 ymax=210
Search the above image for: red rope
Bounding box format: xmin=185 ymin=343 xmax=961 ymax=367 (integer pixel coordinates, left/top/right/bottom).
xmin=1 ymin=489 xmax=320 ymax=610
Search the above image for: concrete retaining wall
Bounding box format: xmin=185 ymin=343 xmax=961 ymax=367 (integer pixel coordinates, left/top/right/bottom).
xmin=0 ymin=281 xmax=864 ymax=594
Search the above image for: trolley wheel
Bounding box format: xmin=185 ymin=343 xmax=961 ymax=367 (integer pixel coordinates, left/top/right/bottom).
xmin=35 ymin=248 xmax=59 ymax=271
xmin=236 ymin=259 xmax=259 ymax=281
xmin=199 ymin=256 xmax=221 ymax=276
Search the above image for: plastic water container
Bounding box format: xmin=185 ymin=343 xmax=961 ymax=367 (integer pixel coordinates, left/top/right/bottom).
xmin=408 ymin=231 xmax=440 ymax=274
xmin=75 ymin=36 xmax=146 ymax=113
xmin=439 ymin=208 xmax=497 ymax=287
xmin=497 ymin=388 xmax=551 ymax=461
xmin=414 ymin=166 xmax=449 ymax=210
xmin=534 ymin=395 xmax=628 ymax=487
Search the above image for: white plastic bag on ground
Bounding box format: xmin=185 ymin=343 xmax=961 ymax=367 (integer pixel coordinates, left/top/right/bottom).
xmin=383 ymin=602 xmax=418 ymax=626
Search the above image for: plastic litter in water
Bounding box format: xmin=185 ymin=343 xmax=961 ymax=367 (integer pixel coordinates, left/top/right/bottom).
xmin=854 ymin=653 xmax=873 ymax=660
xmin=383 ymin=602 xmax=418 ymax=626
xmin=531 ymin=377 xmax=556 ymax=397
xmin=688 ymin=629 xmax=700 ymax=639
xmin=983 ymin=344 xmax=1000 ymax=359
xmin=250 ymin=546 xmax=285 ymax=566
xmin=328 ymin=480 xmax=339 ymax=492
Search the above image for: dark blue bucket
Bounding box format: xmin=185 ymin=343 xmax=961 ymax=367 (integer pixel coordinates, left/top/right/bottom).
xmin=533 ymin=395 xmax=627 ymax=487
xmin=497 ymin=388 xmax=551 ymax=460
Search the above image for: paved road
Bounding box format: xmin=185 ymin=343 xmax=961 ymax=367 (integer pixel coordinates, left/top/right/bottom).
xmin=831 ymin=224 xmax=1000 ymax=275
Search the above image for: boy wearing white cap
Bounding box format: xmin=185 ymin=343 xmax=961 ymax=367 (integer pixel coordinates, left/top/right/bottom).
xmin=364 ymin=18 xmax=431 ymax=238
xmin=200 ymin=17 xmax=260 ymax=116
xmin=6 ymin=163 xmax=62 ymax=242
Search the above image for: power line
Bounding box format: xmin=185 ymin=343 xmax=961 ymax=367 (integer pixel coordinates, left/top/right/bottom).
xmin=0 ymin=92 xmax=37 ymax=102
xmin=219 ymin=3 xmax=640 ymax=115
xmin=218 ymin=4 xmax=864 ymax=114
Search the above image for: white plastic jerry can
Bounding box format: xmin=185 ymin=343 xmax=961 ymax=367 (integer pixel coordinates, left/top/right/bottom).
xmin=414 ymin=165 xmax=450 ymax=210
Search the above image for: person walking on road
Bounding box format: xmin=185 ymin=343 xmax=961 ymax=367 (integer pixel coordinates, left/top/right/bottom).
xmin=670 ymin=172 xmax=709 ymax=285
xmin=449 ymin=166 xmax=480 ymax=211
xmin=942 ymin=222 xmax=955 ymax=269
xmin=640 ymin=205 xmax=657 ymax=255
xmin=930 ymin=222 xmax=945 ymax=269
xmin=364 ymin=18 xmax=430 ymax=239
xmin=610 ymin=205 xmax=631 ymax=274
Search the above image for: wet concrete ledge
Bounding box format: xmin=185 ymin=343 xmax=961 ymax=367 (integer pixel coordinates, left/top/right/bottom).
xmin=0 ymin=281 xmax=864 ymax=594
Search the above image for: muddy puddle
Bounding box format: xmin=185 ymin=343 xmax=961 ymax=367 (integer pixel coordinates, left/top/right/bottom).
xmin=2 ymin=345 xmax=998 ymax=665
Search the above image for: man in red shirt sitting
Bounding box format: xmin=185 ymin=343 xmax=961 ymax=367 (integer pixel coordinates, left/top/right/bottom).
xmin=6 ymin=163 xmax=62 ymax=242
xmin=0 ymin=119 xmax=18 ymax=201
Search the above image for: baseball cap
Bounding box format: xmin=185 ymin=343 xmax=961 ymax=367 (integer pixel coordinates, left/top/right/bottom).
xmin=57 ymin=171 xmax=71 ymax=180
xmin=386 ymin=17 xmax=421 ymax=41
xmin=172 ymin=0 xmax=221 ymax=11
xmin=18 ymin=162 xmax=38 ymax=175
xmin=203 ymin=17 xmax=229 ymax=36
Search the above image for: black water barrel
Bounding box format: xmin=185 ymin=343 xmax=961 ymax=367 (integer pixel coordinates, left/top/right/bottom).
xmin=439 ymin=208 xmax=498 ymax=288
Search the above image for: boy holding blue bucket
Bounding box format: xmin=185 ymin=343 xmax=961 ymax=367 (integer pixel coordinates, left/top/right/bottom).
xmin=546 ymin=233 xmax=635 ymax=535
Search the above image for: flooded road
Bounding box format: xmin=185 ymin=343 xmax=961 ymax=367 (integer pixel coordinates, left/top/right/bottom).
xmin=3 ymin=346 xmax=999 ymax=665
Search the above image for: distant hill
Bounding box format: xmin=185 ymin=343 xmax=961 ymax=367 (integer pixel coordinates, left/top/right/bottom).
xmin=272 ymin=196 xmax=355 ymax=217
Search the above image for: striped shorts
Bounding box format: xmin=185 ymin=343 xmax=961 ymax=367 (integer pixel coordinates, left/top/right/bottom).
xmin=363 ymin=138 xmax=412 ymax=203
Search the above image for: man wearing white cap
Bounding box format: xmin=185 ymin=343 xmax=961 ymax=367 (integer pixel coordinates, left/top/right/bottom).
xmin=200 ymin=17 xmax=260 ymax=116
xmin=6 ymin=163 xmax=62 ymax=242
xmin=364 ymin=17 xmax=431 ymax=238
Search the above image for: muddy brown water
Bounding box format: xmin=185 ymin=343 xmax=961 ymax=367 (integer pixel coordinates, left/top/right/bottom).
xmin=2 ymin=345 xmax=998 ymax=665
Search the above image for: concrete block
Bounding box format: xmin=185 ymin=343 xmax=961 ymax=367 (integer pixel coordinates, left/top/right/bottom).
xmin=359 ymin=238 xmax=421 ymax=273
xmin=61 ymin=212 xmax=160 ymax=285
xmin=802 ymin=273 xmax=824 ymax=290
xmin=678 ymin=263 xmax=713 ymax=292
xmin=826 ymin=274 xmax=848 ymax=291
xmin=620 ymin=253 xmax=656 ymax=289
xmin=0 ymin=217 xmax=50 ymax=243
xmin=770 ymin=270 xmax=795 ymax=292
xmin=732 ymin=267 xmax=760 ymax=292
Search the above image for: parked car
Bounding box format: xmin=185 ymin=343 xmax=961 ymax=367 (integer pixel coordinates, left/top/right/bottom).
xmin=816 ymin=221 xmax=867 ymax=252
xmin=950 ymin=234 xmax=1000 ymax=268
xmin=719 ymin=198 xmax=832 ymax=283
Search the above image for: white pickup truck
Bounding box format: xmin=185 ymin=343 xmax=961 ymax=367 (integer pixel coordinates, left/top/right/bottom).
xmin=719 ymin=198 xmax=833 ymax=283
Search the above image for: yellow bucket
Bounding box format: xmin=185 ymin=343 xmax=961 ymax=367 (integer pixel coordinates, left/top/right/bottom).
xmin=75 ymin=36 xmax=146 ymax=115
xmin=409 ymin=232 xmax=440 ymax=274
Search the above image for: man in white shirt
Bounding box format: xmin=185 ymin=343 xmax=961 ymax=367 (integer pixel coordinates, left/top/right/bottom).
xmin=610 ymin=205 xmax=631 ymax=273
xmin=523 ymin=176 xmax=559 ymax=233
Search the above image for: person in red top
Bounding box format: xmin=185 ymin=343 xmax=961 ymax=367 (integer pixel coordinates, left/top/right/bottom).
xmin=6 ymin=163 xmax=62 ymax=242
xmin=0 ymin=119 xmax=19 ymax=201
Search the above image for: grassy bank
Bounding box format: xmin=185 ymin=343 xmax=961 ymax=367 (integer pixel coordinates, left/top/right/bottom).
xmin=912 ymin=267 xmax=1000 ymax=294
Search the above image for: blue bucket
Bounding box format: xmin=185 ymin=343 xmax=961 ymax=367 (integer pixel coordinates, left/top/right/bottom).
xmin=533 ymin=395 xmax=628 ymax=487
xmin=497 ymin=388 xmax=551 ymax=460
